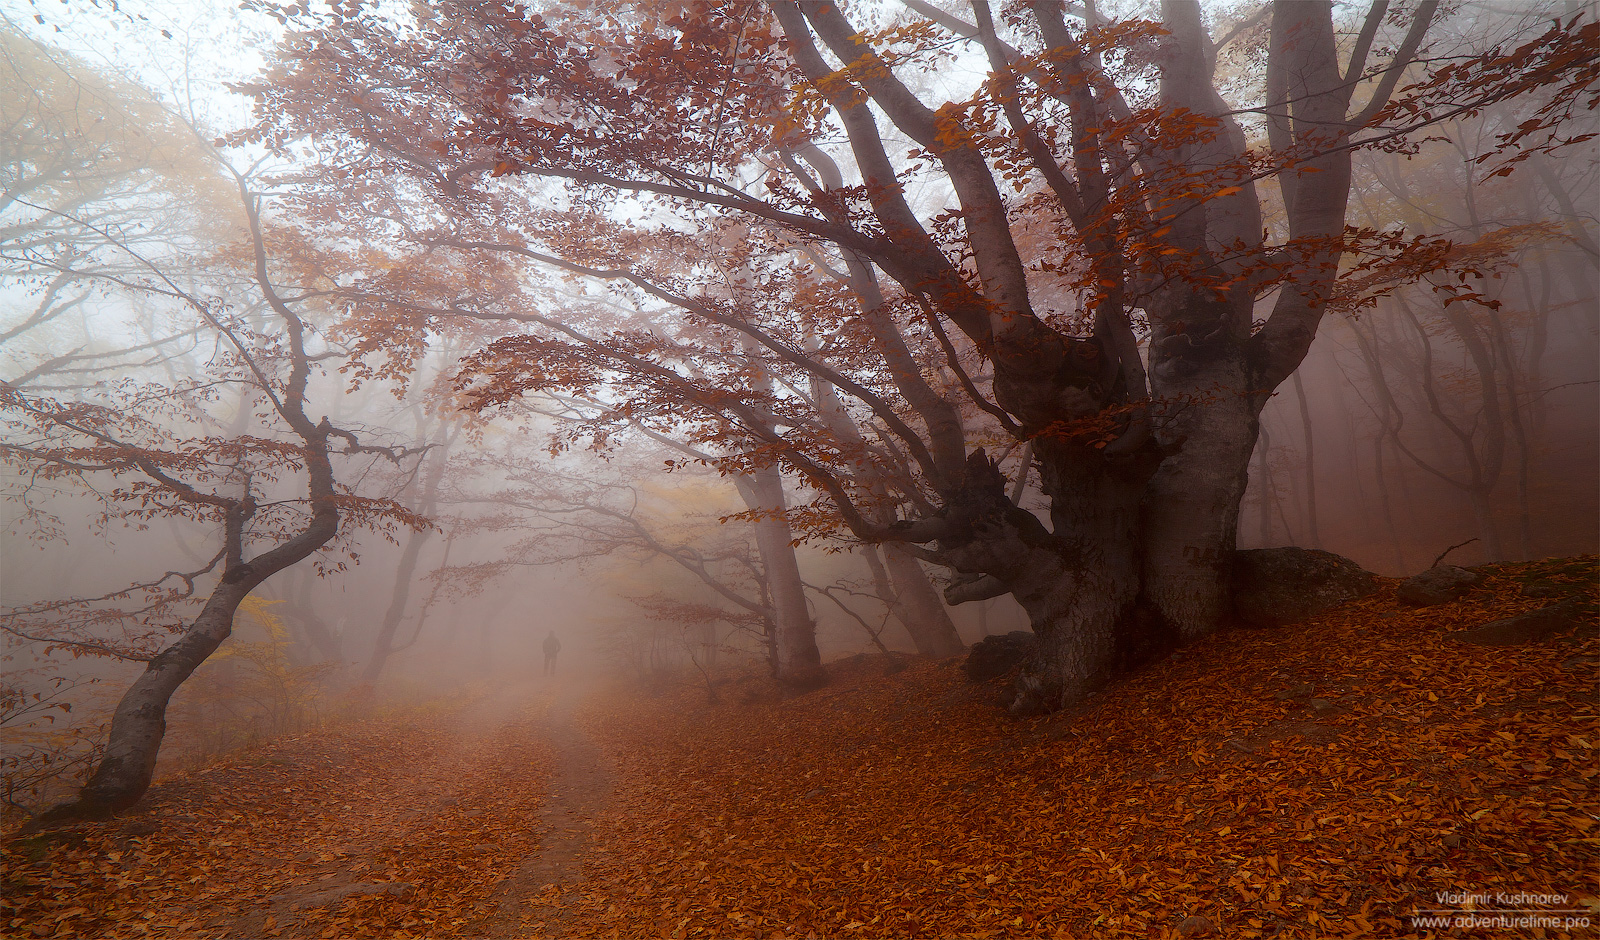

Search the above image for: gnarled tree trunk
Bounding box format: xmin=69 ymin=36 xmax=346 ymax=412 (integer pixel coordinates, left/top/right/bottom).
xmin=42 ymin=427 xmax=343 ymax=823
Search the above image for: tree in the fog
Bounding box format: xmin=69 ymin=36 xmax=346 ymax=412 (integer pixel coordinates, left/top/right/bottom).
xmin=0 ymin=31 xmax=225 ymax=388
xmin=0 ymin=43 xmax=427 ymax=817
xmin=1337 ymin=111 xmax=1598 ymax=564
xmin=250 ymin=0 xmax=1596 ymax=710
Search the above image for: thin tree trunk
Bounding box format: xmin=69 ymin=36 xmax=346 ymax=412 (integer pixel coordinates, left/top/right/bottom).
xmin=1255 ymin=424 xmax=1273 ymax=546
xmin=43 ymin=433 xmax=343 ymax=821
xmin=1292 ymin=370 xmax=1321 ymax=548
xmin=280 ymin=571 xmax=342 ymax=664
xmin=361 ymin=525 xmax=435 ymax=682
xmin=880 ymin=545 xmax=966 ymax=657
xmin=362 ymin=421 xmax=459 ymax=682
xmin=735 ymin=467 xmax=825 ymax=689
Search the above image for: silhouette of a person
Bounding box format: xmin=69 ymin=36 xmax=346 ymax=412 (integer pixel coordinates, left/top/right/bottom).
xmin=542 ymin=631 xmax=561 ymax=676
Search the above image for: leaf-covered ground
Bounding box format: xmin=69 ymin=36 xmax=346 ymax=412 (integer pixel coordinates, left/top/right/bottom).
xmin=4 ymin=557 xmax=1596 ymax=938
xmin=2 ymin=686 xmax=563 ymax=938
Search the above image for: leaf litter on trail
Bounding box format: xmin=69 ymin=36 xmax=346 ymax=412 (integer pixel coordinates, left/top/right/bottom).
xmin=3 ymin=688 xmax=559 ymax=939
xmin=4 ymin=558 xmax=1596 ymax=939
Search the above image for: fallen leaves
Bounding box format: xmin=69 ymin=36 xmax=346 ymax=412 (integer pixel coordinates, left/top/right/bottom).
xmin=3 ymin=558 xmax=1595 ymax=938
xmin=2 ymin=686 xmax=557 ymax=939
xmin=557 ymin=556 xmax=1597 ymax=939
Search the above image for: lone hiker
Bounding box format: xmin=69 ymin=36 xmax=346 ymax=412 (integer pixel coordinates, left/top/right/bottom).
xmin=542 ymin=630 xmax=561 ymax=676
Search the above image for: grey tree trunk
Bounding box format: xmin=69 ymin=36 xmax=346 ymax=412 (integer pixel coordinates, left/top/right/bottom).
xmin=879 ymin=545 xmax=966 ymax=657
xmin=362 ymin=420 xmax=459 ymax=682
xmin=48 ymin=452 xmax=342 ymax=821
xmin=1141 ymin=357 xmax=1262 ymax=643
xmin=75 ymin=582 xmax=252 ymax=813
xmin=361 ymin=524 xmax=435 ymax=682
xmin=735 ymin=467 xmax=826 ymax=689
xmin=1292 ymin=371 xmax=1321 ymax=548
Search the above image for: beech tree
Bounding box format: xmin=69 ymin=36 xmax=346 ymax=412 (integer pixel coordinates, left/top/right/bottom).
xmin=249 ymin=1 xmax=1596 ymax=710
xmin=0 ymin=30 xmax=225 ymax=389
xmin=1 ymin=45 xmax=425 ymax=814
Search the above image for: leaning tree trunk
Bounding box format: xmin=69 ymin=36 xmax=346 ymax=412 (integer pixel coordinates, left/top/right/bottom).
xmin=39 ymin=477 xmax=342 ymax=822
xmin=73 ymin=580 xmax=254 ymax=815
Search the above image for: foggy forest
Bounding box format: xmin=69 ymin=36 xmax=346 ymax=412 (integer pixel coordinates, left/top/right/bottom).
xmin=1 ymin=0 xmax=1595 ymax=937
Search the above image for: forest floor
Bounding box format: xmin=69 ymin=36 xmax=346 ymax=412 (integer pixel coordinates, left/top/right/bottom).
xmin=2 ymin=556 xmax=1597 ymax=939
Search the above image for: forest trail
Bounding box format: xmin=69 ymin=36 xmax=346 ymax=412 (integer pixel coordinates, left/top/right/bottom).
xmin=4 ymin=557 xmax=1597 ymax=939
xmin=2 ymin=675 xmax=616 ymax=938
xmin=486 ymin=676 xmax=615 ymax=937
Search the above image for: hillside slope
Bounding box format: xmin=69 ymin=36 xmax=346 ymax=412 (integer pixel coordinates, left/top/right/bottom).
xmin=563 ymin=557 xmax=1596 ymax=938
xmin=3 ymin=557 xmax=1594 ymax=939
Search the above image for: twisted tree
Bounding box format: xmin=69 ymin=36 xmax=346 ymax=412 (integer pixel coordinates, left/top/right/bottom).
xmin=248 ymin=0 xmax=1594 ymax=710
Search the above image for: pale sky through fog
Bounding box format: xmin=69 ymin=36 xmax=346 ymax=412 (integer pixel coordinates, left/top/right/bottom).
xmin=4 ymin=0 xmax=277 ymax=135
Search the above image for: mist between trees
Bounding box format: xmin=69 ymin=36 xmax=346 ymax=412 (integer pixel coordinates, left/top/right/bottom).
xmin=0 ymin=0 xmax=1595 ymax=824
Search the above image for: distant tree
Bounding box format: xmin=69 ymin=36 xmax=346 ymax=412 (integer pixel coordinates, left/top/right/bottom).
xmin=0 ymin=30 xmax=226 ymax=388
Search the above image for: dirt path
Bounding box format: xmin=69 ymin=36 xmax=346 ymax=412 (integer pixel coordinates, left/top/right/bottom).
xmin=487 ymin=678 xmax=615 ymax=937
xmin=223 ymin=678 xmax=586 ymax=938
xmin=3 ymin=677 xmax=618 ymax=939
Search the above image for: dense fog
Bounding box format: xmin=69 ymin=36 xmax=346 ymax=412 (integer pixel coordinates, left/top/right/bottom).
xmin=2 ymin=0 xmax=1595 ymax=824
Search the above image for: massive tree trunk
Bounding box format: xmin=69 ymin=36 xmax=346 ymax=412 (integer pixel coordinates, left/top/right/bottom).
xmin=937 ymin=447 xmax=1151 ymax=714
xmin=1141 ymin=357 xmax=1264 ymax=642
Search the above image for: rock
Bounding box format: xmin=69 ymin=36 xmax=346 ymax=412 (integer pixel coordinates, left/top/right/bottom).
xmin=962 ymin=631 xmax=1037 ymax=681
xmin=1231 ymin=548 xmax=1379 ymax=628
xmin=1451 ymin=597 xmax=1589 ymax=646
xmin=1396 ymin=565 xmax=1481 ymax=606
xmin=1176 ymin=914 xmax=1216 ymax=937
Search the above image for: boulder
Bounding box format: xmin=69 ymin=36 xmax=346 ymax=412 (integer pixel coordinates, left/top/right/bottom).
xmin=1231 ymin=548 xmax=1379 ymax=628
xmin=1397 ymin=565 xmax=1482 ymax=606
xmin=963 ymin=631 xmax=1036 ymax=681
xmin=1451 ymin=597 xmax=1590 ymax=646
